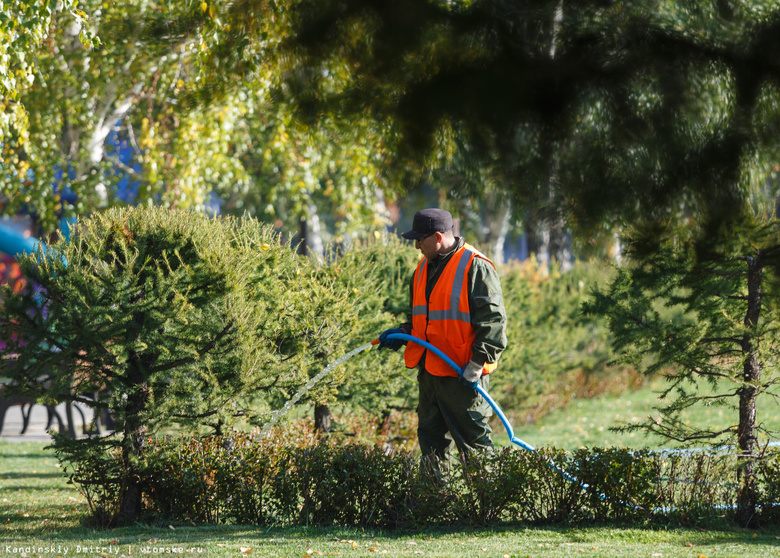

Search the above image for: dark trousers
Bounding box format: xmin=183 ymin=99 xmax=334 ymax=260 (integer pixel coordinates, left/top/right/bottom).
xmin=417 ymin=370 xmax=493 ymax=472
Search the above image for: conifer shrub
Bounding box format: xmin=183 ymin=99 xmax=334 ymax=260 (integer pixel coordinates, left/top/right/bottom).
xmin=493 ymin=258 xmax=630 ymax=422
xmin=0 ymin=206 xmax=367 ymax=523
xmin=325 ymin=235 xmax=420 ymax=419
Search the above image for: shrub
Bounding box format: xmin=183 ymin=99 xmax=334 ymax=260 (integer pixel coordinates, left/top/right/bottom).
xmin=67 ymin=427 xmax=780 ymax=529
xmin=496 ymin=258 xmax=628 ymax=421
xmin=651 ymin=450 xmax=738 ymax=525
xmin=757 ymin=451 xmax=780 ymax=523
xmin=453 ymin=448 xmax=537 ymax=525
xmin=571 ymin=447 xmax=658 ymax=523
xmin=0 ymin=206 xmax=366 ymax=522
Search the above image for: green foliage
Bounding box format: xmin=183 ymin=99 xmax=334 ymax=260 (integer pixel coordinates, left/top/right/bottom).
xmin=572 ymin=447 xmax=658 ymax=523
xmin=65 ymin=428 xmax=780 ymax=529
xmin=585 ymin=218 xmax=780 ymax=525
xmin=757 ymin=451 xmax=780 ymax=523
xmin=653 ymin=450 xmax=737 ymax=525
xmin=494 ymin=257 xmax=623 ymax=419
xmin=212 ymin=0 xmax=780 ymax=241
xmin=0 ymin=205 xmax=365 ymax=521
xmin=1 ymin=0 xmax=395 ymax=240
xmin=325 ymin=235 xmax=421 ymax=417
xmin=584 ymin=220 xmax=780 ymax=447
xmin=0 ymin=1 xmax=95 ymax=143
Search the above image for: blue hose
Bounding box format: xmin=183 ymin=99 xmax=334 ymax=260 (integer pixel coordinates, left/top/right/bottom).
xmin=381 ymin=332 xmax=536 ymax=451
xmin=378 ymin=332 xmax=611 ymax=499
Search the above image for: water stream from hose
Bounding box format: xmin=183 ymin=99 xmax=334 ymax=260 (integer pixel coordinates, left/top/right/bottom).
xmin=259 ymin=341 xmax=375 ymax=436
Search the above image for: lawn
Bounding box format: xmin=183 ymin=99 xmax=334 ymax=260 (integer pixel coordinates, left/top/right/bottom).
xmin=2 ymin=378 xmax=779 ymax=557
xmin=502 ymin=378 xmax=780 ymax=451
xmin=3 ymin=429 xmax=780 ymax=557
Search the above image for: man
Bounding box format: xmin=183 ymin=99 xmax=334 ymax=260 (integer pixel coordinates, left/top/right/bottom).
xmin=378 ymin=208 xmax=507 ymax=470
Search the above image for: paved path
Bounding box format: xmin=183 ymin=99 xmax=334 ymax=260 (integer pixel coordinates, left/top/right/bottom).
xmin=0 ymin=401 xmax=97 ymax=442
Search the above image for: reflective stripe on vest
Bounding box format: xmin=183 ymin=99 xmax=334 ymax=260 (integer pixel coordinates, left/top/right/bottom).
xmin=404 ymin=243 xmax=497 ymax=377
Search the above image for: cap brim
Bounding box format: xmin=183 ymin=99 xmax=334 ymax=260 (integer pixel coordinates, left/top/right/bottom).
xmin=401 ymin=230 xmax=423 ymax=240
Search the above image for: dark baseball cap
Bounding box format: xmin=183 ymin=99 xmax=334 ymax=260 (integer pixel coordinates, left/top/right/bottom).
xmin=401 ymin=208 xmax=453 ymax=240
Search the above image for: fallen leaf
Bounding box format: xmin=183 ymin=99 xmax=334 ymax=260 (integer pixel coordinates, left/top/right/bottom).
xmin=651 ymin=554 xmax=663 ymax=557
xmin=169 ymin=525 xmax=175 ymax=530
xmin=240 ymin=547 xmax=252 ymax=555
xmin=407 ymin=542 xmax=417 ymax=546
xmin=686 ymin=542 xmax=694 ymax=547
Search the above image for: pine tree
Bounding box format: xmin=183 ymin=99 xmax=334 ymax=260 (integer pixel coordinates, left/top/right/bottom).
xmin=585 ymin=217 xmax=780 ymax=527
xmin=0 ymin=206 xmax=357 ymax=521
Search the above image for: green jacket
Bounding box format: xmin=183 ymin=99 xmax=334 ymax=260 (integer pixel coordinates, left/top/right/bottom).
xmin=401 ymin=237 xmax=508 ymax=367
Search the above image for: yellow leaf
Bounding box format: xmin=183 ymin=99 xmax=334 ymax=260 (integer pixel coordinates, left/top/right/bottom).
xmin=240 ymin=548 xmax=252 ymax=555
xmin=201 ymin=2 xmax=208 ymax=13
xmin=261 ymin=243 xmax=270 ymax=250
xmin=209 ymin=4 xmax=216 ymax=18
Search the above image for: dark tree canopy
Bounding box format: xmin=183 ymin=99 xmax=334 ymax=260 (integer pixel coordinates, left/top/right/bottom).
xmin=203 ymin=0 xmax=780 ymax=239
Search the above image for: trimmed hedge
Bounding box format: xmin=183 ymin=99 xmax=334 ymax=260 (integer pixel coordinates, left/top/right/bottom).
xmin=66 ymin=429 xmax=780 ymax=529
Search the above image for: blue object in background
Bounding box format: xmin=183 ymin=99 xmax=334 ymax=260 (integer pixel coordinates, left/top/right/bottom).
xmin=0 ymin=222 xmax=46 ymax=257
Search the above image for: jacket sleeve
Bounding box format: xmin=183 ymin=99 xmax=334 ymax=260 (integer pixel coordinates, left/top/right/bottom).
xmin=468 ymin=257 xmax=508 ymax=366
xmin=398 ymin=273 xmax=414 ymax=334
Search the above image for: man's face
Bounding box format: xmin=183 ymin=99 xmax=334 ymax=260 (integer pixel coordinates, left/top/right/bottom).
xmin=415 ymin=231 xmax=441 ymax=260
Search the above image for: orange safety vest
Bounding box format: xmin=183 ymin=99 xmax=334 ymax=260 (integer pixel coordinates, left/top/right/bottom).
xmin=404 ymin=243 xmax=498 ymax=378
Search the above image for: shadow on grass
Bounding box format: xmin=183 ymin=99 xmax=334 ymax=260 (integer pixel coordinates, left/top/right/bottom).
xmin=1 ymin=471 xmax=66 ymax=480
xmin=0 ymin=451 xmax=57 ymax=460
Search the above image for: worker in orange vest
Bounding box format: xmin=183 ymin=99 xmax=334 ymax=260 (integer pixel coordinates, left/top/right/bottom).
xmin=378 ymin=208 xmax=507 ymax=472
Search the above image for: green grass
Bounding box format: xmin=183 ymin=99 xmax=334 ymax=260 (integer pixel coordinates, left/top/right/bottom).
xmin=3 ymin=441 xmax=780 ymax=557
xmin=499 ymin=378 xmax=780 ymax=451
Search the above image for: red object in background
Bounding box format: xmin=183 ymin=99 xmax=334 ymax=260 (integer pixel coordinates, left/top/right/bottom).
xmin=0 ymin=254 xmax=26 ymax=293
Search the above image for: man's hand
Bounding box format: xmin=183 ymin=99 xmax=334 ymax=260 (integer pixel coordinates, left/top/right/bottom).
xmin=377 ymin=328 xmax=405 ymax=351
xmin=459 ymin=360 xmax=483 ymax=389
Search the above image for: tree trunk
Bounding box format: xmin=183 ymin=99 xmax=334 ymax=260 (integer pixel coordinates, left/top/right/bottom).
xmin=118 ymin=379 xmax=149 ymax=521
xmin=736 ymin=255 xmax=762 ymax=528
xmin=537 ymin=0 xmax=573 ymax=272
xmin=314 ymin=403 xmax=331 ymax=433
xmin=480 ymin=195 xmax=511 ymax=264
